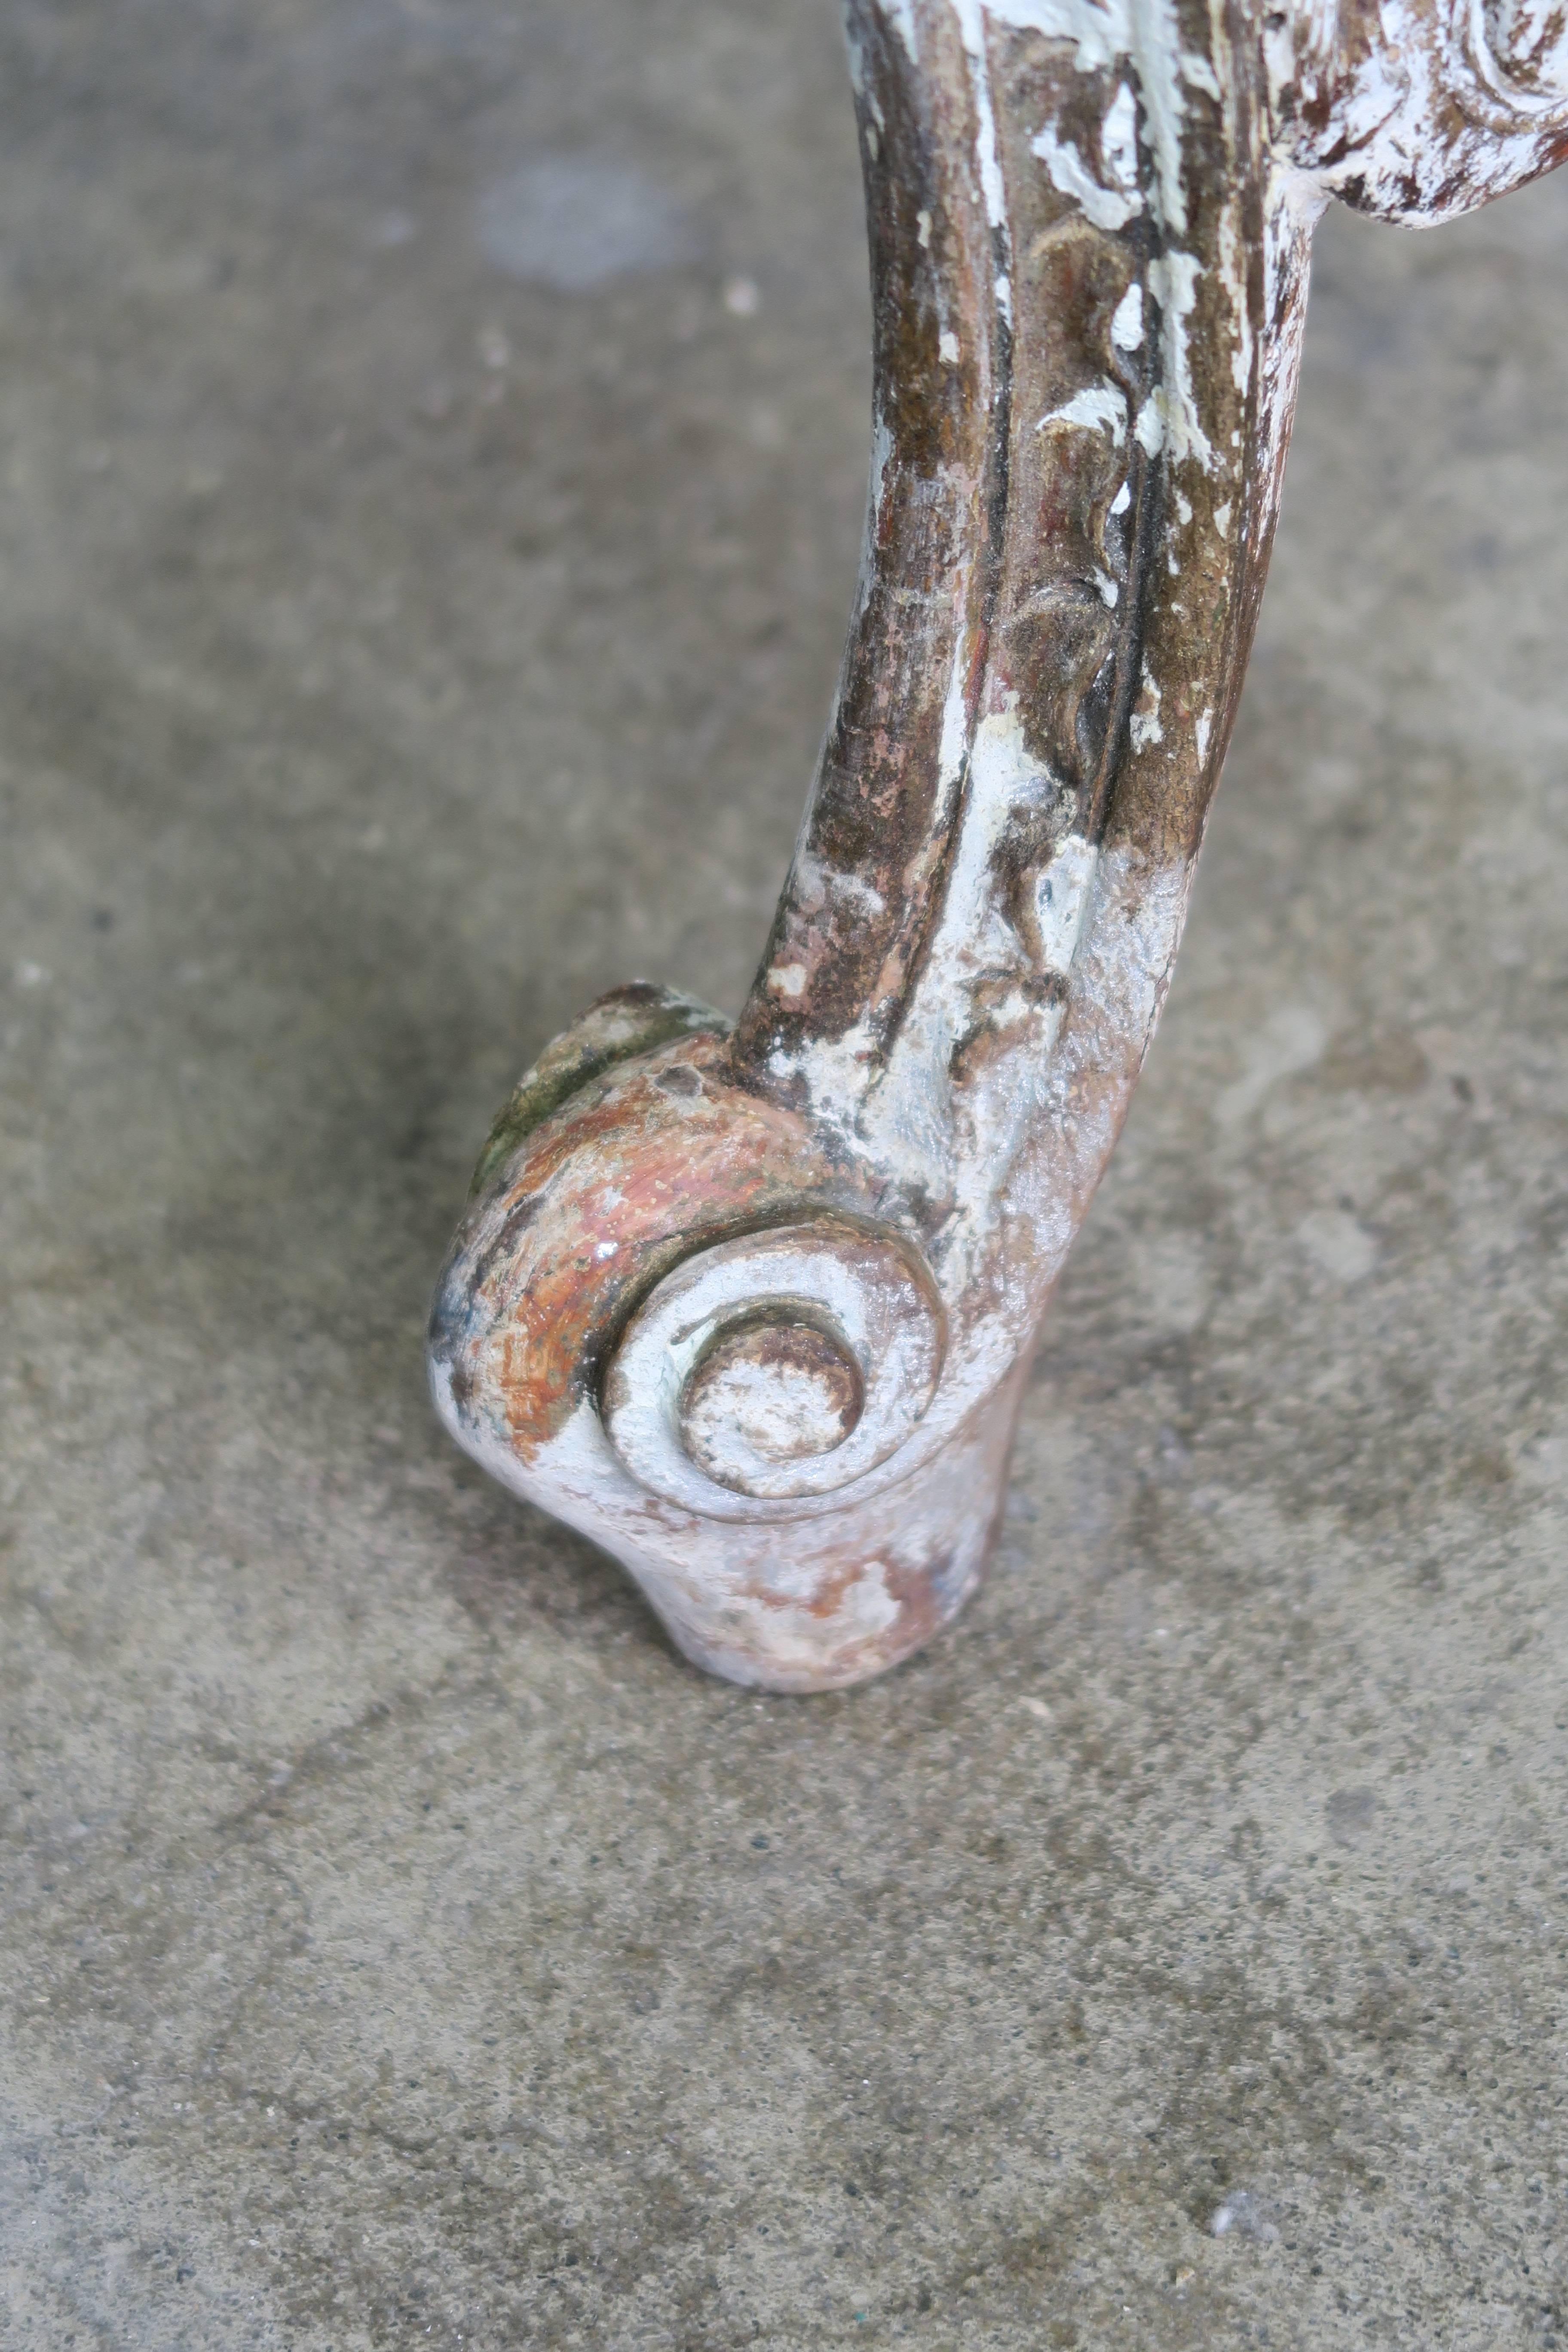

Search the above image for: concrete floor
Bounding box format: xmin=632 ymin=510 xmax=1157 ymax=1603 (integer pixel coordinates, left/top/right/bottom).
xmin=3 ymin=0 xmax=1568 ymax=2344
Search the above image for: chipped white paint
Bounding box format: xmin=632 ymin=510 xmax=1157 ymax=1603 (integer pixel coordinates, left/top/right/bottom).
xmin=1111 ymin=280 xmax=1145 ymax=349
xmin=868 ymin=408 xmax=896 ymax=528
xmin=1147 ymin=249 xmax=1215 ymax=471
xmin=1130 ymin=0 xmax=1192 ymax=233
xmin=1102 ymin=80 xmax=1140 ymax=184
xmin=685 ymin=1353 xmax=848 ymax=1467
xmin=833 ymin=711 xmax=1113 ymax=1290
xmin=984 ymin=0 xmax=1132 ymax=77
xmin=1003 ymin=0 xmax=1223 ymax=495
xmin=1034 ymin=832 xmax=1099 ymax=966
xmin=1180 ymin=46 xmax=1222 ymax=95
xmin=992 ymin=0 xmax=1193 ymax=233
xmin=432 ymin=1305 xmax=1018 ymax=1693
xmin=1216 ymin=207 xmax=1254 ymax=400
xmin=1482 ymin=0 xmax=1568 ymax=101
xmin=827 ymin=867 xmax=888 ymax=917
xmin=1038 ymin=383 xmax=1129 ymax=442
xmin=1276 ymin=0 xmax=1568 ymax=223
xmin=430 ymin=0 xmax=1568 ymax=1692
xmin=434 ymin=839 xmax=1192 ymax=1645
xmin=603 ymin=1225 xmax=943 ymax=1513
xmin=1130 ymin=659 xmax=1163 ymax=749
xmin=887 ymin=0 xmax=923 ymax=57
xmin=953 ymin=0 xmax=1014 ymax=288
xmin=1031 ymin=117 xmax=1142 ymax=228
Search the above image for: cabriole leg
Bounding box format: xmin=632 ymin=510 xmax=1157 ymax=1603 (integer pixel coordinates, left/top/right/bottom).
xmin=429 ymin=0 xmax=1567 ymax=1691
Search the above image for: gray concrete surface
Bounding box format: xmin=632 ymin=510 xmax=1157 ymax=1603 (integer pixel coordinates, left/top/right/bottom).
xmin=3 ymin=0 xmax=1567 ymax=2343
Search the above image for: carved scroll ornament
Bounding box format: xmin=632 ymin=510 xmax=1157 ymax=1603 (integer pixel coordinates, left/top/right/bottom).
xmin=429 ymin=0 xmax=1567 ymax=1691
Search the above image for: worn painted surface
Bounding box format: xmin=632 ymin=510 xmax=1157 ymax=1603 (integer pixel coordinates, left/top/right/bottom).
xmin=430 ymin=0 xmax=1568 ymax=1690
xmin=10 ymin=4 xmax=1568 ymax=2335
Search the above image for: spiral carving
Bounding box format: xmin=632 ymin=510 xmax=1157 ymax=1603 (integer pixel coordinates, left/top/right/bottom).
xmin=1284 ymin=0 xmax=1568 ymax=212
xmin=602 ymin=1222 xmax=945 ymax=1516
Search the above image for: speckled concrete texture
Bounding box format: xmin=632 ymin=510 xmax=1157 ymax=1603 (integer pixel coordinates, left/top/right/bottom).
xmin=3 ymin=2 xmax=1567 ymax=2345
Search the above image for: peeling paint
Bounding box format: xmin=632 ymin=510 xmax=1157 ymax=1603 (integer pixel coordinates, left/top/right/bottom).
xmin=1038 ymin=382 xmax=1129 ymax=441
xmin=429 ymin=0 xmax=1568 ymax=1693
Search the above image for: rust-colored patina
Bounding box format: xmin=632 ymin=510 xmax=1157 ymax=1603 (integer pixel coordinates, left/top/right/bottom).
xmin=430 ymin=0 xmax=1568 ymax=1691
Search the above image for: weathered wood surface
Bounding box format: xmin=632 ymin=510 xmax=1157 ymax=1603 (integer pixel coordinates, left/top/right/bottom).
xmin=430 ymin=0 xmax=1567 ymax=1690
